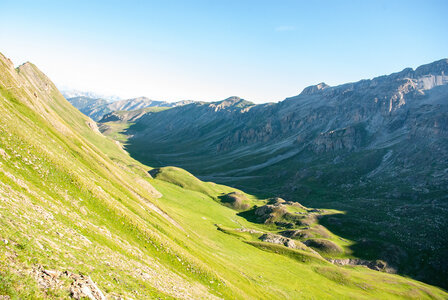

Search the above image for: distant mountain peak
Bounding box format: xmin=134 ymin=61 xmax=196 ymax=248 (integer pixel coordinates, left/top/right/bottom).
xmin=210 ymin=96 xmax=255 ymax=110
xmin=414 ymin=58 xmax=448 ymax=76
xmin=224 ymin=96 xmax=243 ymax=102
xmin=130 ymin=96 xmax=152 ymax=101
xmin=300 ymin=82 xmax=330 ymax=95
xmin=19 ymin=61 xmax=33 ymax=68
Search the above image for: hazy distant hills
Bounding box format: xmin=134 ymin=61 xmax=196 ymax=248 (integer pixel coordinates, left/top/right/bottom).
xmin=109 ymin=59 xmax=448 ymax=288
xmin=67 ymin=96 xmax=195 ymax=121
xmin=61 ymin=89 xmax=122 ymax=102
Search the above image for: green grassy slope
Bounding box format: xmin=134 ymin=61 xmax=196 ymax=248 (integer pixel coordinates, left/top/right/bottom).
xmin=0 ymin=53 xmax=447 ymax=299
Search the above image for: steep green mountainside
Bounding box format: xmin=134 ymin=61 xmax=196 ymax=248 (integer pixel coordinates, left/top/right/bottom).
xmin=106 ymin=59 xmax=448 ymax=289
xmin=1 ymin=54 xmax=447 ymax=299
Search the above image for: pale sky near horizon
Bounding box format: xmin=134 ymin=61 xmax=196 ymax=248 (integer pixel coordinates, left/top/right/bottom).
xmin=1 ymin=0 xmax=447 ymax=103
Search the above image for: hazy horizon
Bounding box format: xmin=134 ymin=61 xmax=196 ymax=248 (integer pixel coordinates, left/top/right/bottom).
xmin=56 ymin=56 xmax=448 ymax=104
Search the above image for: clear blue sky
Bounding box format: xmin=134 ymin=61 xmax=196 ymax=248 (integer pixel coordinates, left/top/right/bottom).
xmin=1 ymin=0 xmax=447 ymax=103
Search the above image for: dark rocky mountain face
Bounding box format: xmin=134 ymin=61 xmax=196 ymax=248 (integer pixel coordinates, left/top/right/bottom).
xmin=120 ymin=59 xmax=448 ymax=288
xmin=67 ymin=96 xmax=194 ymax=121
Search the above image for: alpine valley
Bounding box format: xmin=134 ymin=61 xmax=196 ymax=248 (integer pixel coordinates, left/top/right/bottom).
xmin=97 ymin=59 xmax=448 ymax=290
xmin=1 ymin=51 xmax=447 ymax=300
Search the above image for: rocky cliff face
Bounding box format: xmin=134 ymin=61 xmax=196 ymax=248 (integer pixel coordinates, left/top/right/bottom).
xmin=120 ymin=58 xmax=448 ymax=288
xmin=211 ymin=60 xmax=448 ymax=152
xmin=126 ymin=60 xmax=448 ymax=179
xmin=311 ymin=125 xmax=366 ymax=153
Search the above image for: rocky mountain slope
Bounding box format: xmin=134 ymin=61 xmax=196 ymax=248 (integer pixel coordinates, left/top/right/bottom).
xmin=3 ymin=53 xmax=445 ymax=298
xmin=68 ymin=95 xmax=194 ymax=121
xmin=111 ymin=59 xmax=448 ymax=289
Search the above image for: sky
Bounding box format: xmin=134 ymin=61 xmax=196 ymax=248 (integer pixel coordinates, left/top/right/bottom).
xmin=1 ymin=0 xmax=447 ymax=103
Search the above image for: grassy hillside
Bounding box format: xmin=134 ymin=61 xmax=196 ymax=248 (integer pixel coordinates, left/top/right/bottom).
xmin=0 ymin=53 xmax=447 ymax=299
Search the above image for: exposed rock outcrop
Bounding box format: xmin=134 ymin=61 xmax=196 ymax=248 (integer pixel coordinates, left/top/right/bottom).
xmin=300 ymin=82 xmax=330 ymax=95
xmin=327 ymin=258 xmax=395 ymax=273
xmin=32 ymin=266 xmax=105 ymax=300
xmin=86 ymin=120 xmax=101 ymax=134
xmin=312 ymin=125 xmax=365 ymax=153
xmin=69 ymin=273 xmax=105 ymax=300
xmin=259 ymin=233 xmax=305 ymax=250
